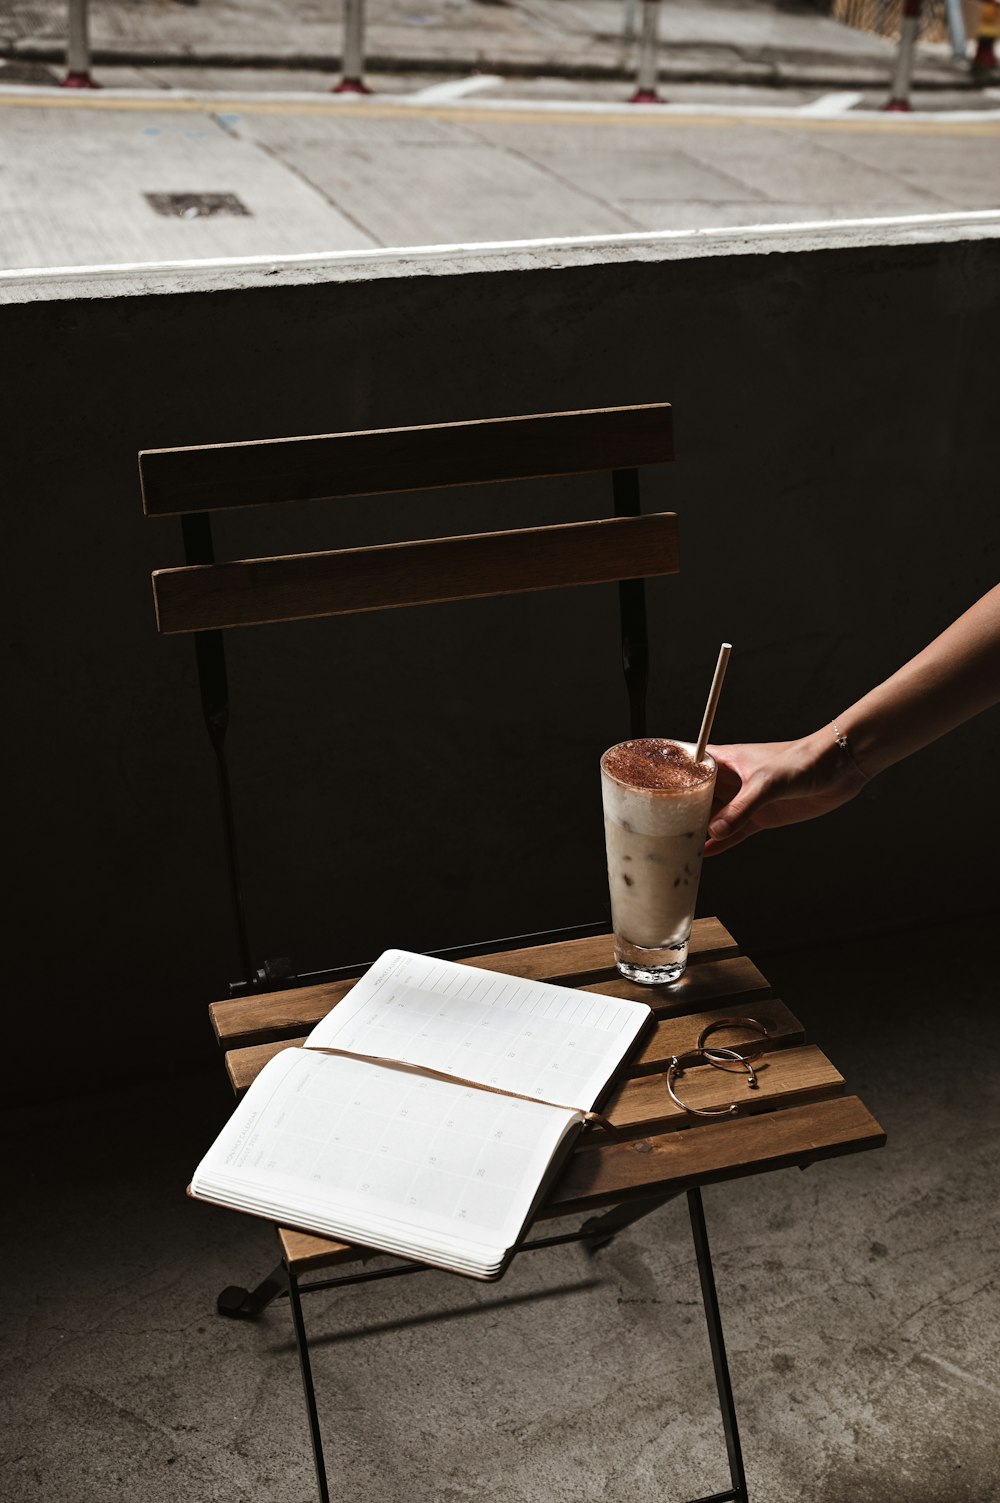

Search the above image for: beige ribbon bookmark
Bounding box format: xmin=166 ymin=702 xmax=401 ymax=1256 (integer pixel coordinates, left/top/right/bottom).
xmin=308 ymin=1044 xmax=622 ymax=1138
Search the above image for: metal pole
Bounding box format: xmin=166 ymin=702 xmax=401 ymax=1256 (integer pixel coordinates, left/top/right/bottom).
xmin=181 ymin=513 xmax=255 ymax=989
xmin=62 ymin=0 xmax=100 ymax=88
xmin=333 ymin=0 xmax=372 ymax=94
xmin=287 ymin=1270 xmax=331 ymax=1503
xmin=942 ymin=0 xmax=967 ymax=59
xmin=687 ymin=1188 xmax=749 ymax=1503
xmin=971 ymin=0 xmax=999 ymax=76
xmin=623 ymin=0 xmax=638 ymax=43
xmin=630 ymin=0 xmax=662 ymax=103
xmin=884 ymin=0 xmax=922 ymax=111
xmin=612 ymin=468 xmax=649 ymax=739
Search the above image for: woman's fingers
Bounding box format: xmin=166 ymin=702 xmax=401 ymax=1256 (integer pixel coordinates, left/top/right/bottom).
xmin=704 ymin=742 xmax=804 ymax=852
xmin=707 ymin=769 xmax=770 ymax=845
xmin=703 ymin=824 xmax=756 ymax=856
xmin=705 ymin=743 xmax=750 ymax=816
xmin=706 ymin=805 xmax=751 ymax=847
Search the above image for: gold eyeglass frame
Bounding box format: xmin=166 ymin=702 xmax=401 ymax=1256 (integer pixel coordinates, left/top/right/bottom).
xmin=665 ymin=1017 xmax=771 ymax=1119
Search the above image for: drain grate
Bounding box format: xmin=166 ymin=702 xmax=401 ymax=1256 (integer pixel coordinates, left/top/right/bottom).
xmin=144 ymin=192 xmax=252 ymax=220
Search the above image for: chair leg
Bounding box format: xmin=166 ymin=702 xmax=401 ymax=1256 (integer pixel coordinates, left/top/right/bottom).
xmin=287 ymin=1266 xmax=331 ymax=1503
xmin=686 ymin=1186 xmax=749 ymax=1503
xmin=273 ymin=1197 xmax=746 ymax=1503
xmin=581 ymin=1190 xmax=682 ymax=1251
xmin=217 ymin=1261 xmax=288 ymax=1320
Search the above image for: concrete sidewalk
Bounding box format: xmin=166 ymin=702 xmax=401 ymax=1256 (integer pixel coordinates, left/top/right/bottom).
xmin=0 ymin=0 xmax=976 ymax=92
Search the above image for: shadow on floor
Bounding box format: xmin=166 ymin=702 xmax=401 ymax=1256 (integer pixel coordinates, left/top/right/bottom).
xmin=3 ymin=909 xmax=997 ymax=1503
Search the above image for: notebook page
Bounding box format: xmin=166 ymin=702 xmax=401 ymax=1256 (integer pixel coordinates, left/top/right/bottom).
xmin=192 ymin=1048 xmax=579 ymax=1264
xmin=304 ymin=949 xmax=650 ymax=1111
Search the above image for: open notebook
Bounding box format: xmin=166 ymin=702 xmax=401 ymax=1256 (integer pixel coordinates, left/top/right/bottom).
xmin=191 ymin=949 xmax=652 ymax=1279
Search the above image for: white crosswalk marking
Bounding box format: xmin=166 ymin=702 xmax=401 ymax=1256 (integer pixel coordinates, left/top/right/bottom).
xmin=411 ymin=75 xmax=503 ymax=102
xmin=798 ymin=91 xmax=864 ymax=116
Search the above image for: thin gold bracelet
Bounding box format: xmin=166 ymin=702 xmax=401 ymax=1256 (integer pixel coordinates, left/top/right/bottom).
xmin=665 ymin=1017 xmax=773 ymax=1119
xmin=831 ymin=722 xmax=870 ymax=782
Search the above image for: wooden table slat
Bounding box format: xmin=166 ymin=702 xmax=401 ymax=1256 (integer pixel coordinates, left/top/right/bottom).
xmin=601 ymin=1045 xmax=843 ymax=1138
xmin=454 ymin=918 xmax=739 ymax=981
xmin=582 ymin=954 xmax=771 ymax=1013
xmin=548 ymin=1094 xmax=885 ymax=1215
xmin=279 ymin=1094 xmax=884 ymax=1274
xmin=632 ymin=999 xmax=804 ymax=1073
xmin=279 ymin=1227 xmax=367 ymax=1273
xmin=210 ymin=918 xmax=741 ymax=1050
xmin=225 ymin=995 xmax=803 ymax=1098
xmin=230 ymin=1038 xmax=834 ymax=1134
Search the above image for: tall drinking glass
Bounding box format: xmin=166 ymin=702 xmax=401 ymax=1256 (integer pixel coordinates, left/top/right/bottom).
xmin=601 ymin=738 xmax=717 ymax=985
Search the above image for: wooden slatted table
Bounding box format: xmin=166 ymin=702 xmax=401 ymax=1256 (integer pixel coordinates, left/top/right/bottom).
xmin=209 ymin=916 xmax=884 ymax=1503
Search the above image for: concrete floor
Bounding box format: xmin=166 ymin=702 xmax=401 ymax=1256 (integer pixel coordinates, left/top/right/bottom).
xmin=3 ymin=910 xmax=998 ymax=1503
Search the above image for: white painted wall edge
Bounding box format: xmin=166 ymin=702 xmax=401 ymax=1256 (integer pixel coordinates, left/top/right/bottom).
xmin=4 ymin=210 xmax=1000 ymax=305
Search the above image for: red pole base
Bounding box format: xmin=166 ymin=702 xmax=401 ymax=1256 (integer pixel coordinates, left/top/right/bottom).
xmin=971 ymin=37 xmax=997 ymax=72
xmin=882 ymin=96 xmax=912 ymax=111
xmin=629 ymin=87 xmax=661 ymax=103
xmin=332 ymin=77 xmax=372 ymax=94
xmin=60 ymin=71 xmax=101 ymax=89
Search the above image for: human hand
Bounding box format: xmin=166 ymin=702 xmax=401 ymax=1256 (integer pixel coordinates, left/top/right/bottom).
xmin=704 ymin=732 xmax=868 ymax=856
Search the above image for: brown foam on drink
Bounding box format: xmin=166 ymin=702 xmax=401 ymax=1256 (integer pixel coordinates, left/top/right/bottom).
xmin=602 ymin=738 xmax=712 ymax=793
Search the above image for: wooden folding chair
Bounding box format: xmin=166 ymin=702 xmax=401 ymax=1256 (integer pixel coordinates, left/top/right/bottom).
xmin=141 ymin=403 xmax=884 ymax=1503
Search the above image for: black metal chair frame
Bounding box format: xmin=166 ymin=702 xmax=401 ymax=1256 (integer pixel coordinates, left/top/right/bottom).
xmin=165 ymin=457 xmax=750 ymax=1503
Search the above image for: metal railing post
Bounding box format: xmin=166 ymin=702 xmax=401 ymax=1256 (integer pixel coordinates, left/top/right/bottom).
xmin=971 ymin=0 xmax=999 ymax=76
xmin=884 ymin=0 xmax=921 ymax=110
xmin=62 ymin=0 xmax=100 ymax=88
xmin=333 ymin=0 xmax=372 ymax=94
xmin=630 ymin=0 xmax=662 ymax=103
xmin=943 ymin=0 xmax=967 ymax=59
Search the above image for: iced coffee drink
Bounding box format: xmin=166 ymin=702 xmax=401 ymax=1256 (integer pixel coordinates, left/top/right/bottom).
xmin=601 ymin=738 xmax=717 ymax=985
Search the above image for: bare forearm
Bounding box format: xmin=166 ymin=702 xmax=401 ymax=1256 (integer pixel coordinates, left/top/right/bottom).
xmin=836 ymin=583 xmax=1000 ymax=778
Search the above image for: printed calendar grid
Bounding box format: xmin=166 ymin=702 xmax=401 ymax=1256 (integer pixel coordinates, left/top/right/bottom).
xmin=196 ymin=952 xmax=650 ymax=1268
xmin=220 ymin=1050 xmax=573 ymax=1245
xmin=308 ymin=949 xmax=646 ymax=1111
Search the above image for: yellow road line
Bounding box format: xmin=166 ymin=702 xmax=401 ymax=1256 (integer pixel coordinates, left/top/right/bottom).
xmin=1 ymin=90 xmax=1000 ymax=135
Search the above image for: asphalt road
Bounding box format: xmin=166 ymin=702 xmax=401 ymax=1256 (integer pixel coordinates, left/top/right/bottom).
xmin=2 ymin=78 xmax=999 ymax=271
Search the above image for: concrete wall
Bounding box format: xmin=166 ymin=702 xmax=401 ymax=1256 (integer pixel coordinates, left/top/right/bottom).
xmin=4 ymin=218 xmax=998 ymax=1106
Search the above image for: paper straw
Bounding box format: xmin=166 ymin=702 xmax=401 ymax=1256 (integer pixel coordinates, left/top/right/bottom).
xmin=694 ymin=643 xmax=732 ymax=764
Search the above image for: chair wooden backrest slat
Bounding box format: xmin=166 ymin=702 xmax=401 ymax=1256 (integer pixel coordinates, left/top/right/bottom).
xmin=139 ymin=403 xmax=673 ymax=516
xmin=152 ymin=511 xmax=679 ymax=634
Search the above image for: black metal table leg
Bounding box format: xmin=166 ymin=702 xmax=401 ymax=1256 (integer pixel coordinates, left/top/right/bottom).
xmin=687 ymin=1186 xmax=749 ymax=1503
xmin=230 ymin=1194 xmax=750 ymax=1503
xmin=287 ymin=1266 xmax=331 ymax=1503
